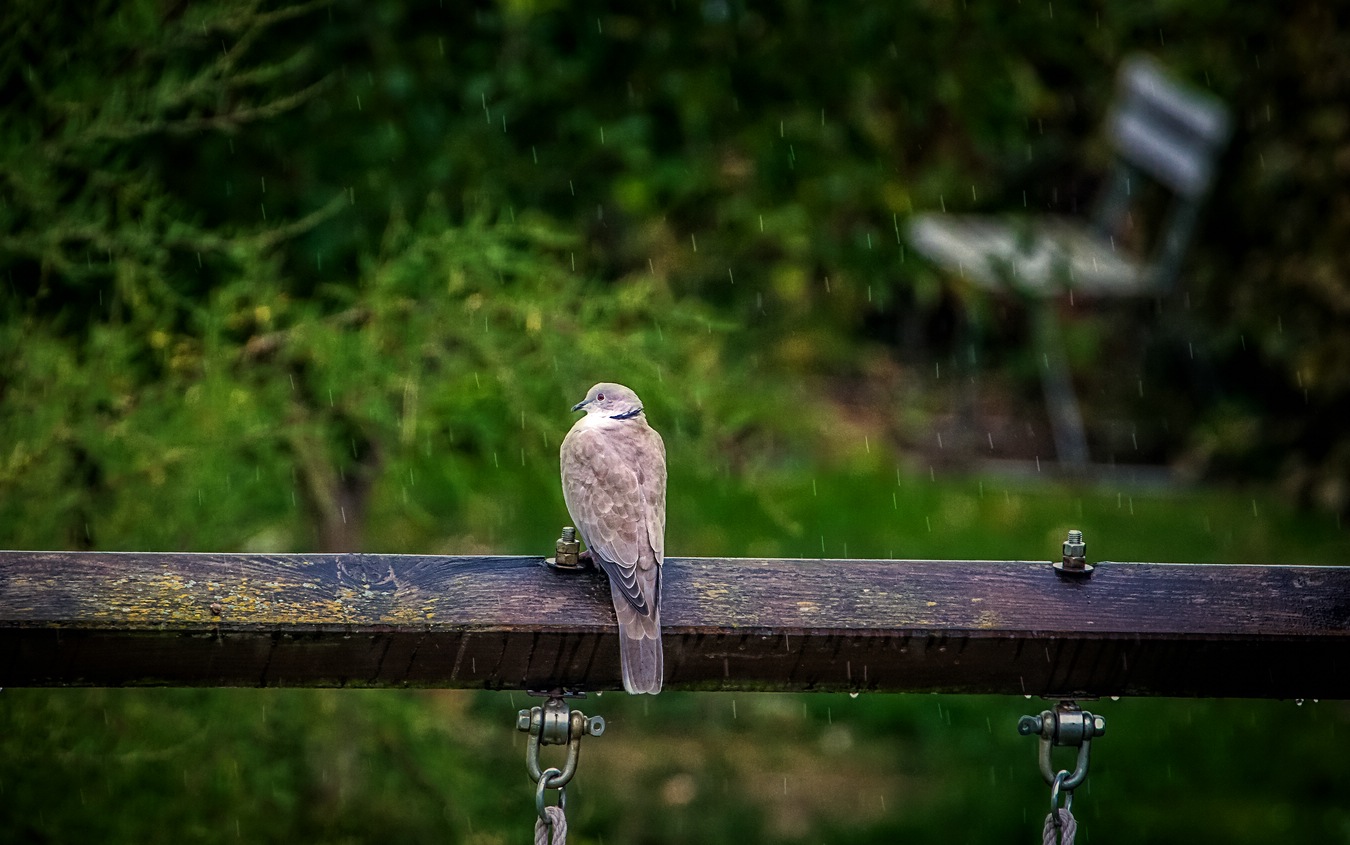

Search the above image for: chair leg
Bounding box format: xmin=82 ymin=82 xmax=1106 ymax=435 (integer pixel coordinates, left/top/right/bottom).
xmin=1032 ymin=302 xmax=1090 ymax=467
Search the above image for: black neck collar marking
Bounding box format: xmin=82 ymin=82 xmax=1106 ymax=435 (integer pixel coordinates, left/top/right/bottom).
xmin=610 ymin=407 xmax=643 ymax=420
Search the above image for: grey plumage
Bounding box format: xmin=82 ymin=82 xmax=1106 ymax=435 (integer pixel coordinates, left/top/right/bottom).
xmin=560 ymin=382 xmax=666 ymax=695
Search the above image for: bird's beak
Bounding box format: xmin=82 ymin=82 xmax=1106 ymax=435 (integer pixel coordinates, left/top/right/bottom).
xmin=571 ymin=399 xmax=590 ymax=412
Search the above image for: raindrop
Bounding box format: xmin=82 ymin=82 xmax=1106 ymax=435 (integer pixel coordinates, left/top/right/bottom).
xmin=727 ymin=267 xmax=734 ymax=285
xmin=732 ymin=699 xmax=737 ymax=718
xmin=1110 ymin=696 xmax=1120 ymax=701
xmin=1295 ymin=699 xmax=1304 ymax=706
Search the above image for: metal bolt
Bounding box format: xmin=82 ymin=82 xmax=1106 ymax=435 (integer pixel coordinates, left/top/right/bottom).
xmin=548 ymin=526 xmax=582 ymax=570
xmin=517 ymin=709 xmax=534 ymax=732
xmin=1017 ymin=714 xmax=1043 ymax=736
xmin=1054 ymin=528 xmax=1093 ymax=575
xmin=584 ymin=715 xmax=606 ymax=737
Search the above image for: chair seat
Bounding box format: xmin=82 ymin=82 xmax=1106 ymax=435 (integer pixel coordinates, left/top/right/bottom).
xmin=908 ymin=214 xmax=1152 ymax=297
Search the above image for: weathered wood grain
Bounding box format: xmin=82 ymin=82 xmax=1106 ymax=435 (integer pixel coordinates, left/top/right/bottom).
xmin=1 ymin=551 xmax=1346 ymax=697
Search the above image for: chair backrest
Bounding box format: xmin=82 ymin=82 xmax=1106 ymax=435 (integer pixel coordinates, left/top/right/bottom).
xmin=1093 ymin=56 xmax=1231 ymax=292
xmin=1106 ymin=56 xmax=1231 ymax=198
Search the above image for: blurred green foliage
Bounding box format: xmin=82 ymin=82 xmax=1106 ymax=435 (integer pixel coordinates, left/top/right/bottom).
xmin=5 ymin=0 xmax=1349 ymax=523
xmin=1 ymin=0 xmax=1348 ymax=842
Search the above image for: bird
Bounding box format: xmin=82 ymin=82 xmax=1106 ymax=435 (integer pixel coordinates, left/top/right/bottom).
xmin=560 ymin=382 xmax=666 ymax=695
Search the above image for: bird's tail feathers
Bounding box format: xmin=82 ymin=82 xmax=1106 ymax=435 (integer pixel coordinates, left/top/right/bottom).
xmin=615 ymin=601 xmax=663 ymax=694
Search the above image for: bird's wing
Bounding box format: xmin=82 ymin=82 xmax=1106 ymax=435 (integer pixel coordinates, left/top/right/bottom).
xmin=560 ymin=423 xmax=662 ymax=615
xmin=638 ymin=425 xmax=666 ymax=562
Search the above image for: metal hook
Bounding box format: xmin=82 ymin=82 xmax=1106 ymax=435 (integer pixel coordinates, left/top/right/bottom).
xmin=1049 ymin=770 xmax=1075 ymax=830
xmin=1018 ymin=700 xmax=1106 ymax=791
xmin=518 ymin=691 xmax=605 ymax=791
xmin=535 ymin=767 xmax=568 ymax=823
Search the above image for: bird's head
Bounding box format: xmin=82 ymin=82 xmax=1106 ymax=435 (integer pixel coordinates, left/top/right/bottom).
xmin=572 ymin=382 xmax=644 ymax=419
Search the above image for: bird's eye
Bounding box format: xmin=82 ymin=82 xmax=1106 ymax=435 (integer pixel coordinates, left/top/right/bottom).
xmin=596 ymin=393 xmax=605 ymax=401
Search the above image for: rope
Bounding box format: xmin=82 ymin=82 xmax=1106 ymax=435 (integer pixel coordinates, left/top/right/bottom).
xmin=1041 ymin=809 xmax=1077 ymax=845
xmin=534 ymin=805 xmax=567 ymax=845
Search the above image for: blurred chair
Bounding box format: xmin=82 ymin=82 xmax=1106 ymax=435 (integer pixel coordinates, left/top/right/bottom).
xmin=907 ymin=56 xmax=1231 ymax=466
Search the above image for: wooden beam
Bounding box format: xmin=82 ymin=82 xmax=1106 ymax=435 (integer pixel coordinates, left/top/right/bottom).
xmin=1 ymin=551 xmax=1346 ymax=697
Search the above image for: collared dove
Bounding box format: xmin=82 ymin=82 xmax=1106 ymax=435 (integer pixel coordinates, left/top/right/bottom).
xmin=560 ymin=382 xmax=666 ymax=695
